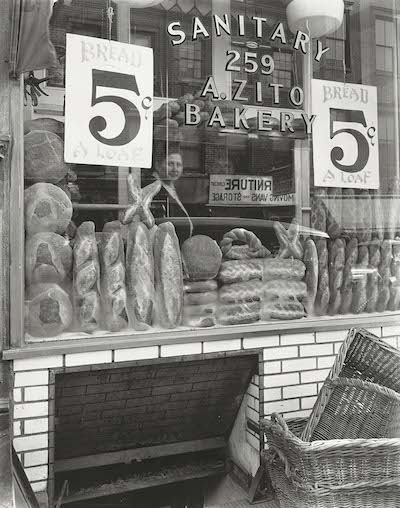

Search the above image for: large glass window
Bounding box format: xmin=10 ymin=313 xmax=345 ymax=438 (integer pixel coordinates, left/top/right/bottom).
xmin=20 ymin=0 xmax=400 ymax=343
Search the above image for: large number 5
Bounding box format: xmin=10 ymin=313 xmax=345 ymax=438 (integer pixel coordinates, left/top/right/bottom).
xmin=89 ymin=69 xmax=141 ymax=146
xmin=330 ymin=108 xmax=370 ymax=173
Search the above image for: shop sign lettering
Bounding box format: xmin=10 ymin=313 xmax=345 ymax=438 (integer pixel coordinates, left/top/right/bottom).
xmin=209 ymin=175 xmax=294 ymax=206
xmin=312 ymin=79 xmax=379 ymax=190
xmin=64 ymin=34 xmax=154 ymax=168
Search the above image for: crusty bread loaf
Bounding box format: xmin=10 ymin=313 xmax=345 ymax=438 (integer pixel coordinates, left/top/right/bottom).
xmin=264 ymin=279 xmax=307 ymax=300
xmin=125 ymin=222 xmax=154 ymax=330
xmin=99 ymin=221 xmax=128 ymax=332
xmin=302 ymin=237 xmax=318 ymax=315
xmin=73 ymin=222 xmax=101 ymax=333
xmin=25 ymin=183 xmax=73 ymax=236
xmin=154 ymin=222 xmax=184 ymax=328
xmin=181 ymin=235 xmax=222 ymax=280
xmin=25 ymin=232 xmax=72 ymax=285
xmin=24 ymin=130 xmax=69 ymax=183
xmin=24 ymin=118 xmax=64 ymax=138
xmin=26 ymin=283 xmax=73 ymax=337
xmin=342 ymin=238 xmax=358 ymax=290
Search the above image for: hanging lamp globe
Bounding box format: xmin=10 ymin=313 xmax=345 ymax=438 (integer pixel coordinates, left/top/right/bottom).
xmin=286 ymin=0 xmax=345 ymax=39
xmin=112 ymin=0 xmax=164 ymax=7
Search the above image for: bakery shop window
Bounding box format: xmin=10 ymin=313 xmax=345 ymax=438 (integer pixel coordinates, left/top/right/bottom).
xmin=20 ymin=0 xmax=400 ymax=343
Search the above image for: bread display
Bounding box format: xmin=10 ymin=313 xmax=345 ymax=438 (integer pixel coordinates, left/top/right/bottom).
xmin=154 ymin=222 xmax=184 ymax=329
xmin=303 ymin=237 xmax=318 ymax=315
xmin=24 ymin=130 xmax=69 ymax=183
xmin=25 ymin=183 xmax=73 ymax=236
xmin=220 ymin=228 xmax=270 ymax=260
xmin=99 ymin=221 xmax=128 ymax=332
xmin=26 ymin=283 xmax=73 ymax=337
xmin=274 ymin=219 xmax=303 ymax=260
xmin=25 ymin=232 xmax=72 ymax=286
xmin=181 ymin=235 xmax=222 ymax=280
xmin=73 ymin=221 xmax=101 ymax=333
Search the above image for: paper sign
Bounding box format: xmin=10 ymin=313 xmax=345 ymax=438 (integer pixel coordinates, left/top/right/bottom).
xmin=208 ymin=174 xmax=293 ymax=206
xmin=312 ymin=79 xmax=379 ymax=190
xmin=64 ymin=34 xmax=154 ymax=168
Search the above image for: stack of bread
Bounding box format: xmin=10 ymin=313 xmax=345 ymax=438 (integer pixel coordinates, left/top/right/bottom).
xmin=24 ymin=123 xmax=74 ymax=338
xmin=181 ymin=235 xmax=222 ymax=328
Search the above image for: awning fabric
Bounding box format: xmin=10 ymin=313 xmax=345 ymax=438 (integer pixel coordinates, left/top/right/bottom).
xmin=10 ymin=0 xmax=58 ymax=77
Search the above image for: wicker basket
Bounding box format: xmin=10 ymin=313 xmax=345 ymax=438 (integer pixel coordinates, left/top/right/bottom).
xmin=302 ymin=327 xmax=400 ymax=442
xmin=262 ymin=413 xmax=400 ymax=508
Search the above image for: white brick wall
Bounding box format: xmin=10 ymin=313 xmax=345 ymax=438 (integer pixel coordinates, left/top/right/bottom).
xmin=9 ymin=323 xmax=398 ymax=497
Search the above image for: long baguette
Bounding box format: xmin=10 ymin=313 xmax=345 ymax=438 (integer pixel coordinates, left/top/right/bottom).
xmin=377 ymin=239 xmax=392 ymax=312
xmin=99 ymin=221 xmax=128 ymax=332
xmin=154 ymin=222 xmax=184 ymax=329
xmin=352 ymin=245 xmax=369 ymax=314
xmin=126 ymin=222 xmax=154 ymax=330
xmin=366 ymin=238 xmax=381 ymax=313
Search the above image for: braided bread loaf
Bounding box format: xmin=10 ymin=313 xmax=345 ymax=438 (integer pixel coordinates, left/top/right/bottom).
xmin=262 ymin=296 xmax=305 ymax=320
xmin=216 ymin=302 xmax=261 ymax=326
xmin=220 ymin=228 xmax=270 ymax=260
xmin=73 ymin=222 xmax=101 ymax=333
xmin=218 ymin=259 xmax=263 ymax=285
xmin=99 ymin=221 xmax=128 ymax=332
xmin=219 ymin=280 xmax=263 ymax=305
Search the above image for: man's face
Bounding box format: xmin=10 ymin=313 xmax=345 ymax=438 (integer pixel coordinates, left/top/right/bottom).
xmin=162 ymin=153 xmax=183 ymax=182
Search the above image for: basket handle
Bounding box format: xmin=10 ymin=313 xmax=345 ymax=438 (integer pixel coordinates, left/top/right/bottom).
xmin=271 ymin=412 xmax=290 ymax=433
xmin=327 ymin=377 xmax=400 ymax=401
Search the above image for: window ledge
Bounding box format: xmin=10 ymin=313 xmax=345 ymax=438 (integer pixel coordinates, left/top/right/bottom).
xmin=4 ymin=312 xmax=400 ymax=360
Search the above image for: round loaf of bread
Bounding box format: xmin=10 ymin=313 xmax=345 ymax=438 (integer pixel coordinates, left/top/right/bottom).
xmin=25 ymin=130 xmax=69 ymax=183
xmin=181 ymin=235 xmax=222 ymax=280
xmin=26 ymin=232 xmax=72 ymax=285
xmin=25 ymin=183 xmax=73 ymax=236
xmin=24 ymin=118 xmax=64 ymax=138
xmin=26 ymin=283 xmax=73 ymax=337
